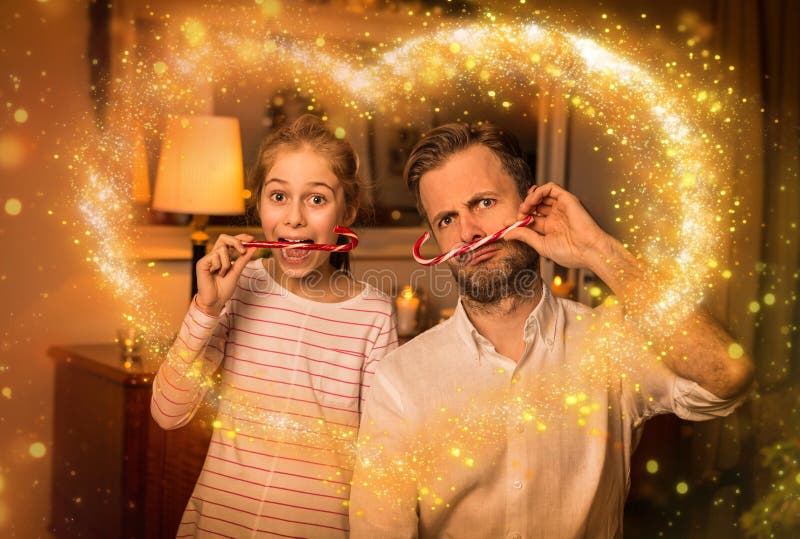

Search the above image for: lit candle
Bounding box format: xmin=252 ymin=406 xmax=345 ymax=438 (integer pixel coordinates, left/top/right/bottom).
xmin=396 ymin=286 xmax=420 ymax=337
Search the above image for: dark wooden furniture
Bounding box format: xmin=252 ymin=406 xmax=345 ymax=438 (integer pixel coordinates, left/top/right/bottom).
xmin=49 ymin=344 xmax=213 ymax=538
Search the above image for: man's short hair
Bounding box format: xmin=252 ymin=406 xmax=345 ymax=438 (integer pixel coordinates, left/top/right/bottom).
xmin=403 ymin=122 xmax=534 ymax=222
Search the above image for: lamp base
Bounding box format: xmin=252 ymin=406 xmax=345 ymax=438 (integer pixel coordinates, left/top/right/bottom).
xmin=189 ymin=215 xmax=210 ymax=300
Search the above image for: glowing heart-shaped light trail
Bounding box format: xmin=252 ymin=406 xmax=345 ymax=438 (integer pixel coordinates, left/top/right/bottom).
xmin=74 ymin=10 xmax=736 ymax=345
xmin=70 ymin=6 xmax=742 ymax=505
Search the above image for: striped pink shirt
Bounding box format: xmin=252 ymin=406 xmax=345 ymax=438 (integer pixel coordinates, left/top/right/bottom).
xmin=151 ymin=260 xmax=398 ymax=538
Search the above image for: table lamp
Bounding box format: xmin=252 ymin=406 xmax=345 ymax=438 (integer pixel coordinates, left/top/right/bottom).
xmin=130 ymin=128 xmax=151 ymax=205
xmin=151 ymin=115 xmax=246 ymax=299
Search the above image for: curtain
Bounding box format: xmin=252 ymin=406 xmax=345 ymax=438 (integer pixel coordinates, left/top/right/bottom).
xmin=697 ymin=1 xmax=800 ymax=536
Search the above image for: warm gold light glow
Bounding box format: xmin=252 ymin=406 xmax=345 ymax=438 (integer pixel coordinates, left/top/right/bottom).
xmin=66 ymin=6 xmax=756 ymax=505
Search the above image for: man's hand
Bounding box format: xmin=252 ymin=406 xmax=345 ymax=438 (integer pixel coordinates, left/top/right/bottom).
xmin=504 ymin=182 xmax=610 ymax=270
xmin=505 ymin=183 xmax=754 ymax=399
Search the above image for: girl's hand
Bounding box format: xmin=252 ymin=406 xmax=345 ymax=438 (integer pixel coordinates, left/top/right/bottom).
xmin=195 ymin=234 xmax=257 ymax=316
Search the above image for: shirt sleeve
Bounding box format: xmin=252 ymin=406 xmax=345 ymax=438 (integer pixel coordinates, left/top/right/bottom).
xmin=350 ymin=360 xmax=419 ymax=539
xmin=360 ymin=312 xmax=398 ymax=411
xmin=150 ymin=296 xmax=230 ymax=430
xmin=614 ymin=316 xmax=747 ymax=426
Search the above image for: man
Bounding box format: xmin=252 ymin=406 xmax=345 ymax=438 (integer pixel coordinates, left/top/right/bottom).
xmin=349 ymin=123 xmax=754 ymax=538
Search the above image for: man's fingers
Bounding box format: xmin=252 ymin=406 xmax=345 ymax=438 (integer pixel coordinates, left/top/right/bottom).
xmin=531 ymin=217 xmax=548 ymax=235
xmin=518 ymin=184 xmax=558 ymax=217
xmin=518 ymin=201 xmax=554 ymax=220
xmin=539 ymin=197 xmax=557 ymax=206
xmin=534 ymin=205 xmax=552 ymax=217
xmin=504 ymin=226 xmax=544 ymax=252
xmin=518 ymin=194 xmax=541 ymax=215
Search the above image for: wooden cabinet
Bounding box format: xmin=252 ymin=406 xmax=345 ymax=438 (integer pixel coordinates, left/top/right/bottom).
xmin=49 ymin=344 xmax=213 ymax=538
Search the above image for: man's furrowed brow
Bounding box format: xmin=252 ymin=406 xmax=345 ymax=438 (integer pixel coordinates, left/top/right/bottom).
xmin=465 ymin=190 xmax=501 ymax=207
xmin=430 ymin=191 xmax=502 ymax=223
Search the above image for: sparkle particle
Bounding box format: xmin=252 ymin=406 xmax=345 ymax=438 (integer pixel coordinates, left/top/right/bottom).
xmin=29 ymin=442 xmax=47 ymax=459
xmin=728 ymin=343 xmax=745 ymax=359
xmin=13 ymin=108 xmax=28 ymax=123
xmin=4 ymin=198 xmax=22 ymax=216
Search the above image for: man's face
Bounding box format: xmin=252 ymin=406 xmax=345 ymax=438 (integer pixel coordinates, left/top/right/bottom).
xmin=419 ymin=144 xmax=539 ymax=304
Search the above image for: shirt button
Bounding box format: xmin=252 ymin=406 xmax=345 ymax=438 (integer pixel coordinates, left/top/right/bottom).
xmin=512 ymin=479 xmax=523 ymax=489
xmin=545 ymin=338 xmax=554 ymax=347
xmin=510 ymin=534 xmax=522 ymax=539
xmin=516 ymin=423 xmax=525 ymax=433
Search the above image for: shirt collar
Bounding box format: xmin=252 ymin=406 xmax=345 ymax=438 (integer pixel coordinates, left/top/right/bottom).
xmin=452 ymin=280 xmax=559 ymax=357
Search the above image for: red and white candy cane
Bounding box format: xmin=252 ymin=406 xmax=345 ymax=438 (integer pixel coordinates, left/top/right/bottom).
xmin=242 ymin=226 xmax=359 ymax=252
xmin=412 ymin=215 xmax=534 ymax=266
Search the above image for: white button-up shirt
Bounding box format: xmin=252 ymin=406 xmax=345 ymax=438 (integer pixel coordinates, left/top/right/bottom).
xmin=350 ymin=284 xmax=744 ymax=538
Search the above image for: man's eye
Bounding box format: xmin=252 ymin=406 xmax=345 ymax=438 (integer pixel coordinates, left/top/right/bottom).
xmin=439 ymin=216 xmax=453 ymax=228
xmin=480 ymin=199 xmax=494 ymax=208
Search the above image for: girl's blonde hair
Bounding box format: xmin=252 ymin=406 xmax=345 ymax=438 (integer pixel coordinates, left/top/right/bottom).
xmin=247 ymin=114 xmax=363 ymax=273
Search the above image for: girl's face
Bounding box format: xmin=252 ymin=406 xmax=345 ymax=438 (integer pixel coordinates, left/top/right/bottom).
xmin=259 ymin=147 xmax=356 ymax=279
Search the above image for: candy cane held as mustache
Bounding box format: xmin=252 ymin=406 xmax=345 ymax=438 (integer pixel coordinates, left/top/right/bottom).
xmin=242 ymin=226 xmax=359 ymax=252
xmin=412 ymin=215 xmax=534 ymax=266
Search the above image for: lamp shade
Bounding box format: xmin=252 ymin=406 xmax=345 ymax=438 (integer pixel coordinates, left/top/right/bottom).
xmin=130 ymin=129 xmax=151 ymax=204
xmin=152 ymin=115 xmax=245 ymax=215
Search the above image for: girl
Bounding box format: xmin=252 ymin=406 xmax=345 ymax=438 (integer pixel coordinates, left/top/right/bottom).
xmin=151 ymin=114 xmax=397 ymax=538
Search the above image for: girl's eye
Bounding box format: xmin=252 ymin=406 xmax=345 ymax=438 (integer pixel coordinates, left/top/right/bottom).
xmin=269 ymin=192 xmax=286 ymax=203
xmin=308 ymin=195 xmax=326 ymax=205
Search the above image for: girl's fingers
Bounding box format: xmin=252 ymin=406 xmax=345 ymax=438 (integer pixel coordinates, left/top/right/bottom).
xmin=228 ymin=235 xmax=246 ymax=255
xmin=218 ymin=250 xmax=232 ymax=277
xmin=230 ymin=247 xmax=257 ymax=276
xmin=214 ymin=233 xmax=251 ymax=254
xmin=197 ymin=253 xmax=214 ymax=274
xmin=234 ymin=233 xmax=255 ymax=249
xmin=204 ymin=254 xmax=219 ymax=274
xmin=218 ymin=247 xmax=257 ymax=288
xmin=223 ymin=233 xmax=254 ymax=254
xmin=213 ymin=253 xmax=225 ymax=273
xmin=212 ymin=234 xmax=233 ymax=250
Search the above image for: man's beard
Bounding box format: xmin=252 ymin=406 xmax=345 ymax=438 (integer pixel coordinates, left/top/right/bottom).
xmin=450 ymin=240 xmax=540 ymax=305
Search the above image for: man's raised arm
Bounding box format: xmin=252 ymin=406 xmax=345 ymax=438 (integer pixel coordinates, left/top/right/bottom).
xmin=506 ymin=182 xmax=755 ymax=399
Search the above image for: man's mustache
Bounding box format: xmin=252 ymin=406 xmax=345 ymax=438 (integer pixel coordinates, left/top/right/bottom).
xmin=449 ymin=240 xmax=508 ymax=267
